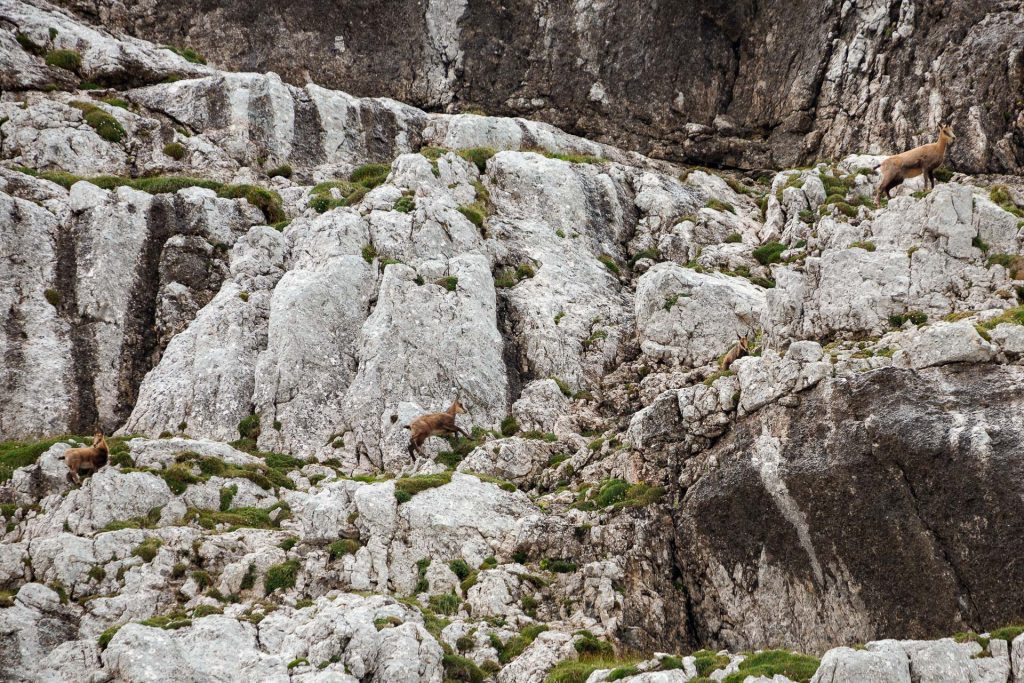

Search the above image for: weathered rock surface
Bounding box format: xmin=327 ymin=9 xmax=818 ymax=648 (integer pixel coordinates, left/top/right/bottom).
xmin=50 ymin=0 xmax=1024 ymax=174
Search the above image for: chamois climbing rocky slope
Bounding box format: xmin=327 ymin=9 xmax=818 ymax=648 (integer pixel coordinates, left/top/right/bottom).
xmin=2 ymin=1 xmax=1024 ymax=682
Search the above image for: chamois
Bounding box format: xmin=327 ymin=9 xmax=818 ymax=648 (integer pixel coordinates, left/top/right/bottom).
xmin=720 ymin=335 xmax=750 ymax=371
xmin=405 ymin=397 xmax=468 ymax=460
xmin=65 ymin=432 xmax=109 ymax=484
xmin=874 ymin=124 xmax=956 ymax=204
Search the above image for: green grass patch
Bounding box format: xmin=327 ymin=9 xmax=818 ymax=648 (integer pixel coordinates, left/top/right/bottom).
xmin=436 ymin=276 xmax=458 ymax=292
xmin=264 ymin=559 xmax=300 ymax=595
xmin=183 ymin=503 xmax=288 ymax=532
xmin=394 ymin=195 xmax=415 ymax=213
xmin=0 ymin=436 xmax=72 ymax=483
xmin=500 ymin=415 xmax=519 ymax=437
xmin=308 ymin=179 xmax=368 ymax=213
xmin=849 ymin=240 xmax=876 ymax=252
xmin=693 ymin=649 xmax=729 ymax=676
xmin=724 ymin=232 xmax=742 ymax=243
xmin=267 ymin=164 xmax=292 ymax=179
xmin=443 ymin=652 xmax=486 ymax=682
xmin=458 ymin=147 xmax=496 ymax=173
xmin=69 ymin=101 xmax=125 ymax=143
xmin=165 ymin=45 xmax=206 ymax=64
xmin=978 ymin=305 xmax=1024 ymax=330
xmin=328 ymin=539 xmax=360 ymax=560
xmin=131 ymin=536 xmax=163 ymax=562
xmin=162 ymin=142 xmax=186 ymax=160
xmin=45 ymin=49 xmax=81 ymax=71
xmin=991 ymin=186 xmax=1024 ymax=218
xmin=429 ymin=591 xmax=461 ymax=616
xmin=538 ymin=150 xmax=605 ymax=164
xmin=351 ymin=163 xmax=390 ymax=188
xmin=990 ymin=625 xmax=1024 ymax=643
xmin=598 ymin=255 xmax=621 ymax=274
xmin=394 ymin=471 xmax=452 ymax=503
xmin=889 ymin=311 xmax=928 ymax=328
xmin=572 ymin=478 xmax=664 ymax=511
xmin=972 ymin=235 xmax=989 ymax=253
xmin=458 ymin=204 xmax=485 ymax=230
xmin=721 ymin=650 xmax=819 ymax=683
xmin=540 ymin=558 xmax=577 ymax=573
xmin=705 ymin=198 xmax=735 ymax=214
xmin=753 ymin=241 xmax=786 ymax=265
xmin=97 ymin=625 xmax=121 ymax=648
xmin=217 ymin=184 xmax=285 ymax=224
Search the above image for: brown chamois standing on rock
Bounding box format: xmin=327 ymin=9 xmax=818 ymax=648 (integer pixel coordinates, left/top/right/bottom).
xmin=405 ymin=397 xmax=468 ymax=460
xmin=65 ymin=432 xmax=109 ymax=484
xmin=875 ymin=124 xmax=956 ymax=204
xmin=720 ymin=335 xmax=750 ymax=371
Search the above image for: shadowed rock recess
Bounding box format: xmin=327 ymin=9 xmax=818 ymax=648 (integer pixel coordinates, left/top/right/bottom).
xmin=1 ymin=1 xmax=1024 ymax=682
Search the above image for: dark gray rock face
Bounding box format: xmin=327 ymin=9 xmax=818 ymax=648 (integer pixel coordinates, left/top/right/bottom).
xmin=54 ymin=0 xmax=1024 ymax=174
xmin=674 ymin=364 xmax=1024 ymax=652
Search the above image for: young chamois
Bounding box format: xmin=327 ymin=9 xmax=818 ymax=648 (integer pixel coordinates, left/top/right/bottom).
xmin=874 ymin=124 xmax=956 ymax=204
xmin=405 ymin=397 xmax=468 ymax=460
xmin=720 ymin=335 xmax=750 ymax=371
xmin=65 ymin=432 xmax=109 ymax=484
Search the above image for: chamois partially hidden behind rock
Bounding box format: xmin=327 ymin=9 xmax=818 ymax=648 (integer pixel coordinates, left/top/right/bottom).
xmin=65 ymin=432 xmax=109 ymax=484
xmin=875 ymin=124 xmax=956 ymax=204
xmin=405 ymin=397 xmax=468 ymax=460
xmin=720 ymin=335 xmax=750 ymax=371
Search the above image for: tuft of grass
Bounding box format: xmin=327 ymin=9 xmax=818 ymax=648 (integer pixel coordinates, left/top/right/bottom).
xmin=721 ymin=650 xmax=820 ymax=683
xmin=395 ymin=471 xmax=452 ymax=503
xmin=219 ymin=484 xmax=238 ymax=512
xmin=217 ymin=184 xmax=285 ymax=224
xmin=705 ymin=198 xmax=735 ymax=214
xmin=264 ymin=559 xmax=300 ymax=595
xmin=724 ymin=232 xmax=742 ymax=243
xmin=16 ymin=32 xmax=45 ymax=56
xmin=538 ymin=150 xmax=605 ymax=164
xmin=572 ymin=478 xmax=665 ymax=511
xmin=500 ymin=415 xmax=519 ymax=437
xmin=238 ymin=414 xmax=260 ymax=440
xmin=69 ymin=101 xmax=125 ymax=143
xmin=374 ymin=615 xmax=403 ymax=630
xmin=361 ymin=243 xmax=377 ymax=263
xmin=394 ymin=195 xmax=415 ymax=213
xmin=449 ymin=558 xmax=472 ymax=581
xmin=889 ymin=311 xmax=928 ymax=328
xmin=287 ymin=657 xmax=308 ymax=670
xmin=987 ymin=253 xmax=1024 ymax=279
xmin=350 ymin=163 xmax=390 ymax=188
xmin=457 ymin=147 xmax=496 ymax=173
xmin=753 ymin=241 xmax=786 ymax=265
xmin=45 ymin=49 xmax=81 ymax=71
xmin=598 ymin=255 xmax=621 ymax=275
xmin=162 ymin=142 xmax=186 ymax=160
xmin=693 ymin=649 xmax=730 ymax=676
xmin=88 ymin=565 xmax=106 ymax=582
xmin=660 ymin=655 xmax=684 ymax=670
xmin=458 ymin=204 xmax=485 ymax=229
xmin=267 ymin=164 xmax=292 ymax=179
xmin=540 ymin=558 xmax=577 ymax=573
xmin=442 ymin=652 xmax=486 ymax=683
xmin=628 ymin=248 xmax=660 ymax=267
xmin=972 ymin=235 xmax=989 ymax=253
xmin=977 ymin=305 xmax=1024 ymax=331
xmin=160 ymin=463 xmax=201 ymax=495
xmin=545 ymin=657 xmax=636 ymax=683
xmin=101 ymin=97 xmax=129 ymax=109
xmin=307 ymin=180 xmax=367 ymax=213
xmin=990 ymin=625 xmax=1024 ymax=643
xmin=183 ymin=503 xmax=287 ymax=532
xmin=131 ymin=536 xmax=163 ymax=563
xmin=429 ymin=591 xmax=462 ymax=616
xmin=165 ymin=45 xmax=207 ymax=64
xmin=436 ymin=276 xmax=459 ymax=292
xmin=328 ymin=539 xmax=361 ymax=560
xmin=97 ymin=625 xmax=121 ymax=648
xmin=991 ymin=186 xmax=1024 ymax=218
xmin=44 ymin=288 xmax=61 ymax=307
xmin=849 ymin=240 xmax=876 ymax=252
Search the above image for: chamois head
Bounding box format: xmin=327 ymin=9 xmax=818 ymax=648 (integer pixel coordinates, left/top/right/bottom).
xmin=449 ymin=397 xmax=466 ymax=415
xmin=938 ymin=124 xmax=956 ymax=143
xmin=737 ymin=335 xmax=750 ymax=352
xmin=91 ymin=431 xmax=103 ymax=446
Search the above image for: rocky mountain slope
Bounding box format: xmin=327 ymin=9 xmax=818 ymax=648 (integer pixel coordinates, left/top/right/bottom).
xmin=2 ymin=1 xmax=1024 ymax=682
xmin=50 ymin=0 xmax=1024 ymax=175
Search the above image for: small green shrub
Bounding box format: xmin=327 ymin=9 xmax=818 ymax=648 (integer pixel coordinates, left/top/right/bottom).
xmin=849 ymin=240 xmax=876 ymax=252
xmin=238 ymin=414 xmax=260 ymax=440
xmin=724 ymin=232 xmax=742 ymax=243
xmin=539 ymin=558 xmax=577 ymax=573
xmin=264 ymin=559 xmax=300 ymax=595
xmin=44 ymin=288 xmax=61 ymax=307
xmin=162 ymin=142 xmax=186 ymax=160
xmin=88 ymin=565 xmax=106 ymax=582
xmin=449 ymin=558 xmax=472 ymax=581
xmin=132 ymin=536 xmax=163 ymax=562
xmin=458 ymin=147 xmax=496 ymax=173
xmin=69 ymin=101 xmax=125 ymax=143
xmin=219 ymin=484 xmax=238 ymax=512
xmin=350 ymin=163 xmax=390 ymax=188
xmin=429 ymin=591 xmax=461 ymax=616
xmin=889 ymin=311 xmax=928 ymax=328
xmin=500 ymin=415 xmax=519 ymax=437
xmin=45 ymin=49 xmax=81 ymax=71
xmin=442 ymin=652 xmax=486 ymax=682
xmin=753 ymin=241 xmax=786 ymax=265
xmin=267 ymin=164 xmax=292 ymax=179
xmin=573 ymin=630 xmax=613 ymax=656
xmin=394 ymin=195 xmax=415 ymax=213
xmin=328 ymin=539 xmax=360 ymax=560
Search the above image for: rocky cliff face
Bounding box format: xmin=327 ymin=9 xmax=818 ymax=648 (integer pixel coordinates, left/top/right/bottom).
xmin=50 ymin=0 xmax=1024 ymax=175
xmin=2 ymin=1 xmax=1024 ymax=682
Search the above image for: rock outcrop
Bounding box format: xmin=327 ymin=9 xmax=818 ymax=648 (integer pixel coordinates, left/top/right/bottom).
xmin=2 ymin=2 xmax=1024 ymax=682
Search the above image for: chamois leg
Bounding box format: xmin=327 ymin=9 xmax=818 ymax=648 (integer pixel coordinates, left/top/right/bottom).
xmin=926 ymin=169 xmax=935 ymax=190
xmin=452 ymin=425 xmax=470 ymax=438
